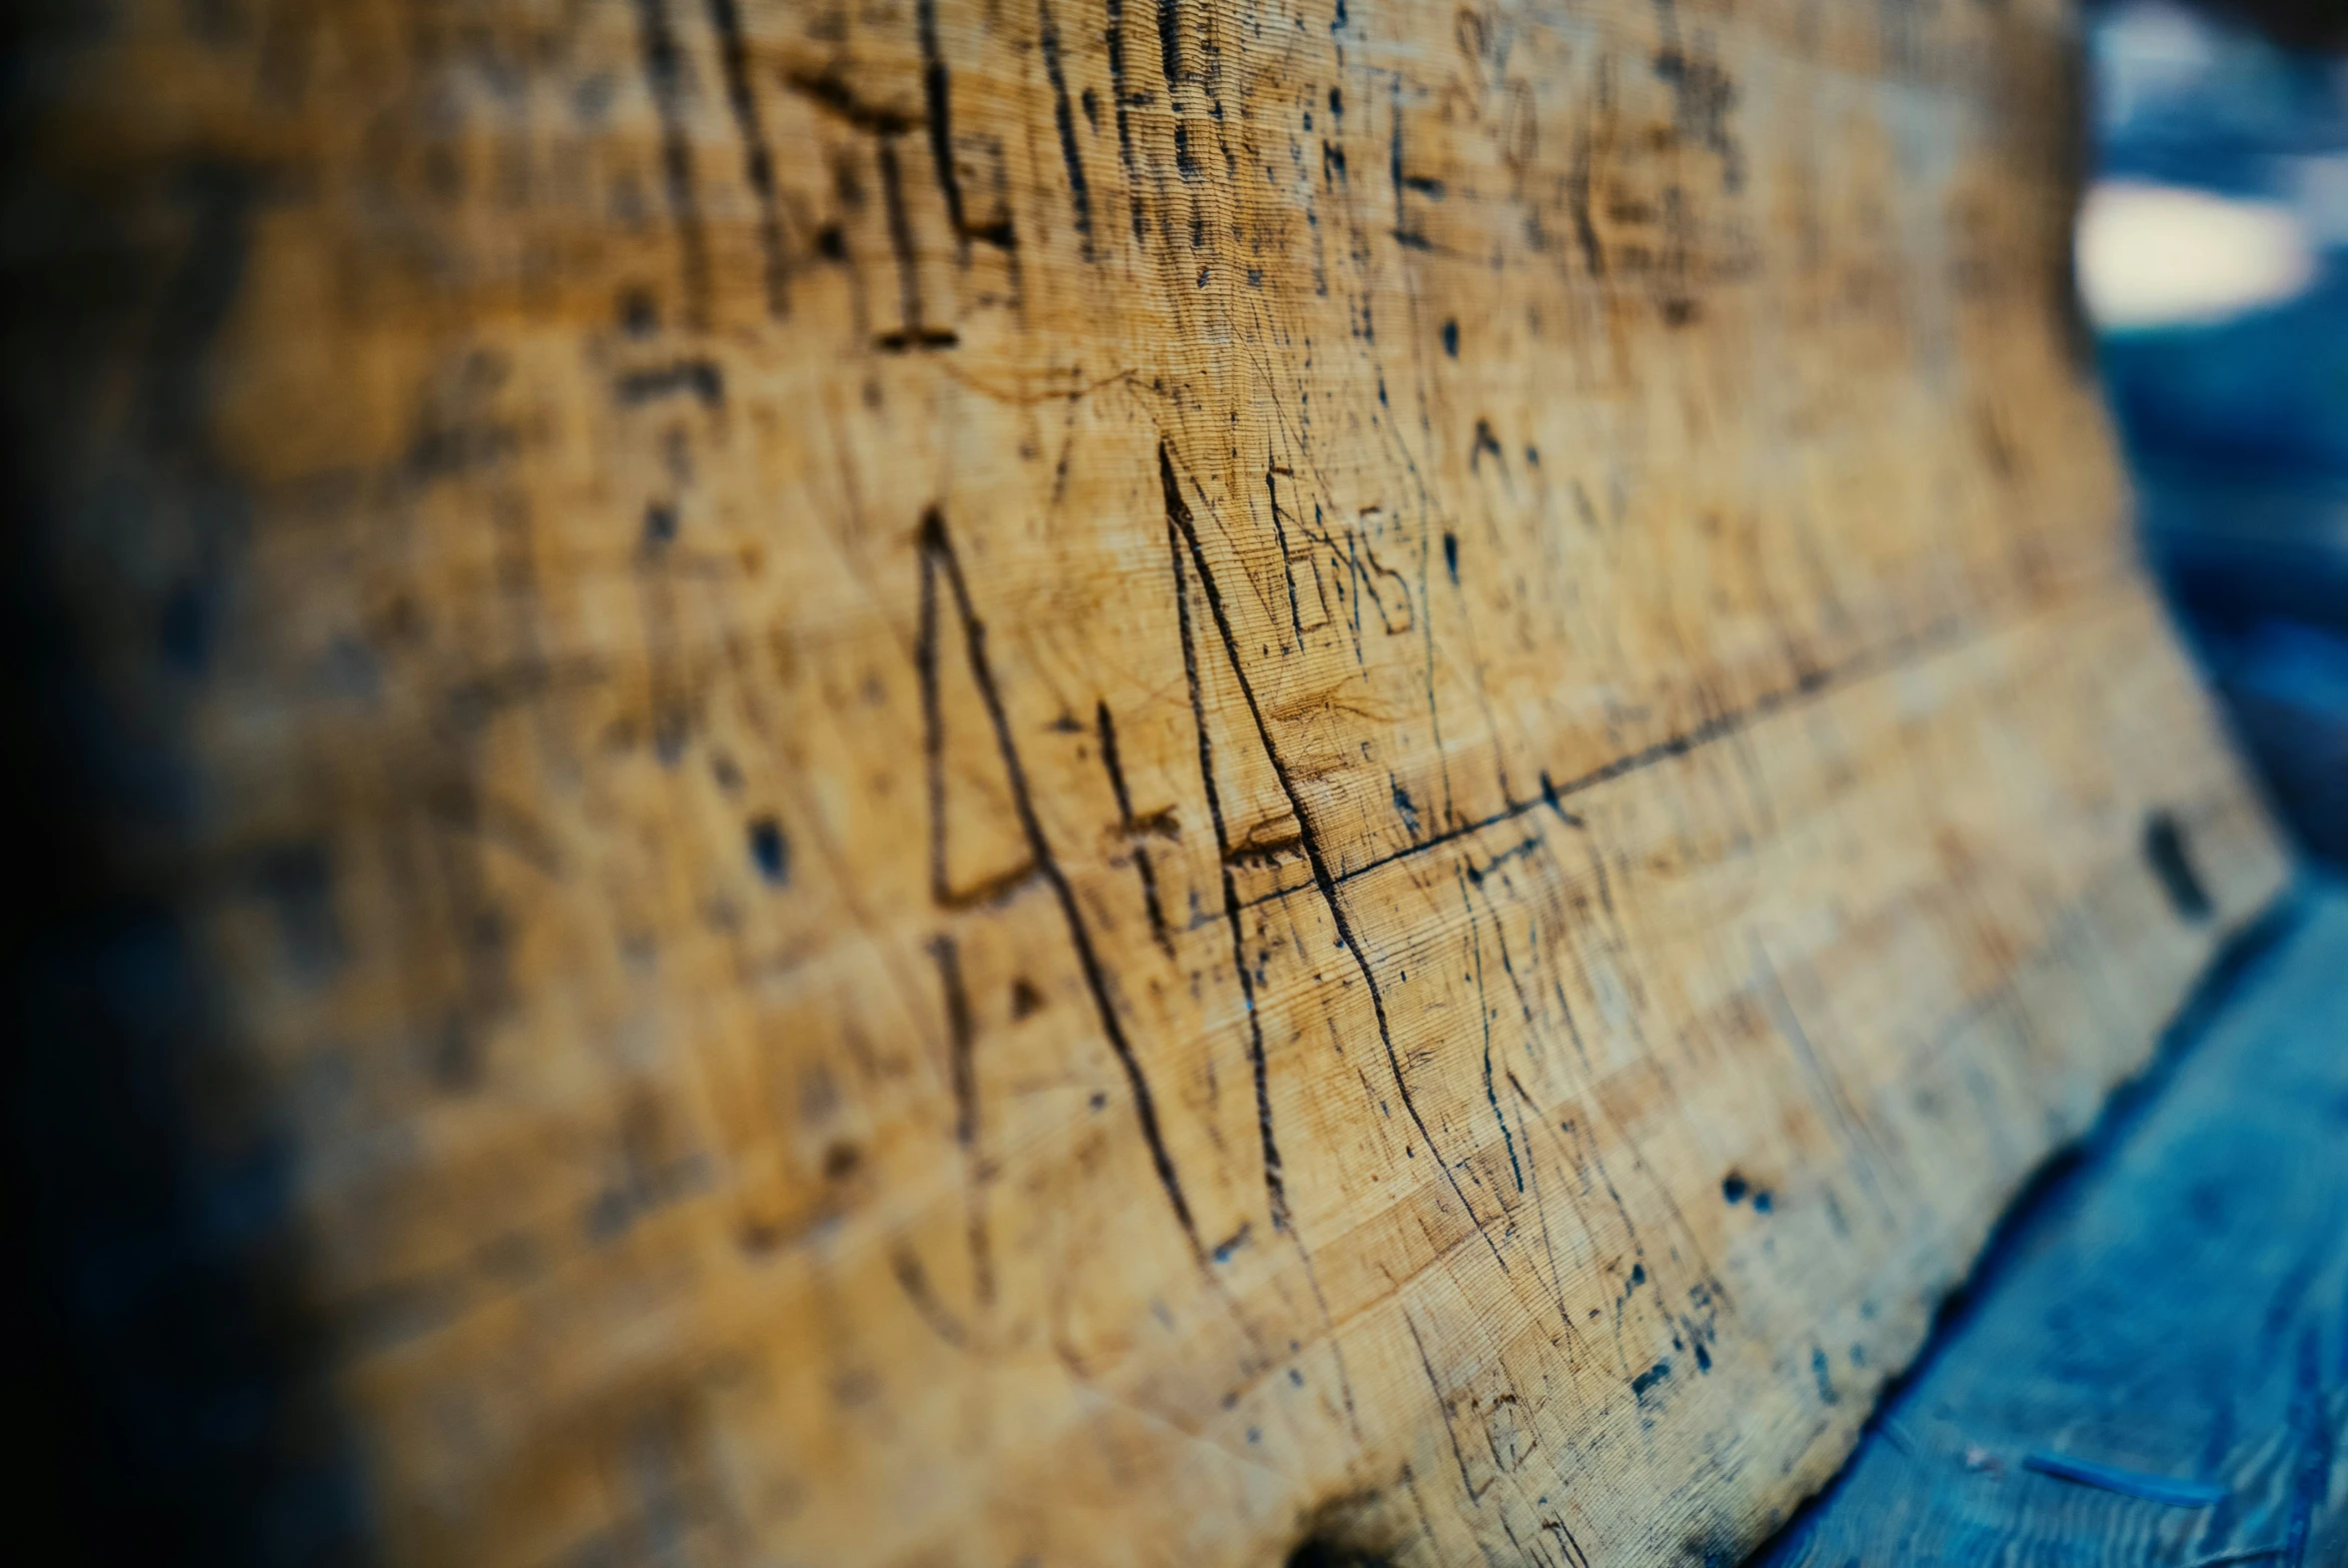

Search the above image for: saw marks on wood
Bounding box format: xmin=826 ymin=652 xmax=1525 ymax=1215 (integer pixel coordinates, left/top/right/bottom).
xmin=4 ymin=0 xmax=2289 ymax=1563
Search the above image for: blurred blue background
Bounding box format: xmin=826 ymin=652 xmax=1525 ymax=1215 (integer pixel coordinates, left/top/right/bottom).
xmin=2085 ymin=0 xmax=2348 ymax=861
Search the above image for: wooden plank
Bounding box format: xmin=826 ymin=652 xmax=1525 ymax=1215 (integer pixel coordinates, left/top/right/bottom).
xmin=0 ymin=0 xmax=2291 ymax=1564
xmin=1755 ymin=884 xmax=2348 ymax=1568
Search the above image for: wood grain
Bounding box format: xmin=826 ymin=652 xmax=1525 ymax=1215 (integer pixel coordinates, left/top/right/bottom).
xmin=0 ymin=0 xmax=2292 ymax=1563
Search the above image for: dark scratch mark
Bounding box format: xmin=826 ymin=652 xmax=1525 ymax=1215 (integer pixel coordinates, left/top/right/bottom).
xmin=1567 ymin=118 xmax=1604 ymax=280
xmin=1538 ymin=771 xmax=1585 ymax=827
xmin=1462 ymin=883 xmax=1524 ymax=1194
xmin=1097 ymin=701 xmax=1176 ymax=955
xmin=1465 ymin=835 xmax=1539 ymax=885
xmin=1106 ymin=0 xmax=1148 ymax=240
xmin=2146 ymin=808 xmax=2214 ymax=923
xmin=1809 ymin=1345 xmax=1838 ymax=1406
xmin=1507 ymin=1072 xmax=1585 ymax=1347
xmin=931 ymin=862 xmax=1038 ymax=909
xmin=1389 ymin=78 xmax=1429 ymax=252
xmin=1537 ymin=1037 xmax=1653 ymax=1304
xmin=632 ymin=0 xmax=712 ymax=329
xmin=1236 ymin=617 xmax=1969 ymax=913
xmin=917 ymin=548 xmax=1039 ymax=909
xmin=1267 ymin=462 xmax=1306 ymax=648
xmin=783 ymin=70 xmax=921 ymax=134
xmin=933 ymin=933 xmax=981 ymax=1149
xmin=929 ymin=933 xmax=995 ymax=1304
xmin=1225 ymin=830 xmax=1304 ymax=868
xmin=704 ymin=0 xmax=790 ymax=316
xmin=1544 ymin=1514 xmax=1594 ymax=1568
xmin=891 ymin=1246 xmax=970 ymax=1347
xmin=1653 ymin=43 xmax=1743 ymax=193
xmin=1471 ymin=419 xmax=1505 ymax=472
xmin=915 ymin=0 xmax=967 ymax=239
xmin=920 ymin=511 xmax=1205 ymax=1259
xmin=1170 ymin=504 xmax=1291 ymax=1233
xmin=616 ymin=359 xmax=724 ymax=408
xmin=1038 ymin=0 xmax=1096 ymax=257
xmin=1162 ymin=442 xmax=1507 ymax=1275
xmin=1391 ymin=778 xmax=1422 ymax=838
xmin=877 ymin=327 xmax=963 ymax=353
xmin=1404 ymin=1310 xmax=1482 ymax=1503
xmin=1157 ymin=0 xmax=1182 ymax=87
xmin=873 ymin=140 xmax=957 ymax=351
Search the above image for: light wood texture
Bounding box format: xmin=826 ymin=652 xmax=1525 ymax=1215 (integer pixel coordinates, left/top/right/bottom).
xmin=5 ymin=0 xmax=2292 ymax=1563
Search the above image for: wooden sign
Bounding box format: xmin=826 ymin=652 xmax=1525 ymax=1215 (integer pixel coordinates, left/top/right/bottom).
xmin=10 ymin=0 xmax=2286 ymax=1562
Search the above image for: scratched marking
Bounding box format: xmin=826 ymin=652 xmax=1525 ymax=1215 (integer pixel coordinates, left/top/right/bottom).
xmin=22 ymin=1 xmax=2293 ymax=1564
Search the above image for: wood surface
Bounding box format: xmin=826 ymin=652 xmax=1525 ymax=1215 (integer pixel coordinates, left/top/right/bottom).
xmin=0 ymin=0 xmax=2295 ymax=1563
xmin=1756 ymin=884 xmax=2348 ymax=1568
